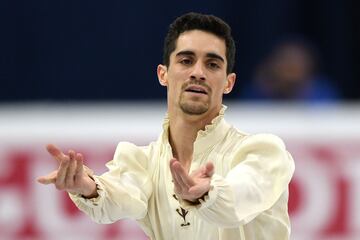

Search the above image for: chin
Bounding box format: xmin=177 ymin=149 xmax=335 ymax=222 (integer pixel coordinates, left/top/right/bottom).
xmin=179 ymin=102 xmax=209 ymax=115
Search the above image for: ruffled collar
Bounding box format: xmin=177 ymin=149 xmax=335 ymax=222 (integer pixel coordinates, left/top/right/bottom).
xmin=161 ymin=105 xmax=231 ymax=155
xmin=195 ymin=105 xmax=227 ymax=138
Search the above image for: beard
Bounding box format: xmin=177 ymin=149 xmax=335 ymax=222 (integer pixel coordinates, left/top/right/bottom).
xmin=179 ymin=99 xmax=209 ymax=115
xmin=177 ymin=79 xmax=212 ymax=115
xmin=179 ymin=84 xmax=211 ymax=115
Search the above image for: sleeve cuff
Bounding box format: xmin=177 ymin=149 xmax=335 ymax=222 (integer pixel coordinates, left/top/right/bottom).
xmin=178 ymin=174 xmax=221 ymax=210
xmin=68 ymin=176 xmax=105 ymax=207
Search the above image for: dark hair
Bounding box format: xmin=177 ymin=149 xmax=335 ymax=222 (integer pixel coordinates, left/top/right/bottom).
xmin=163 ymin=12 xmax=236 ymax=74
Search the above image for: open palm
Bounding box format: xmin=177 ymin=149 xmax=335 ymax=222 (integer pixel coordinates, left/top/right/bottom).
xmin=170 ymin=158 xmax=214 ymax=203
xmin=37 ymin=144 xmax=97 ymax=197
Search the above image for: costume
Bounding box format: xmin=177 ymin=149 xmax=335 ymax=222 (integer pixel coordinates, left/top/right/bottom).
xmin=70 ymin=106 xmax=295 ymax=240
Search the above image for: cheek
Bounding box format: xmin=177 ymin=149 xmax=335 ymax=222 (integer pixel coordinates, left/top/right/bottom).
xmin=213 ymin=89 xmax=225 ymax=100
xmin=166 ymin=79 xmax=182 ymax=100
xmin=168 ymin=72 xmax=185 ymax=91
xmin=212 ymin=80 xmax=227 ymax=96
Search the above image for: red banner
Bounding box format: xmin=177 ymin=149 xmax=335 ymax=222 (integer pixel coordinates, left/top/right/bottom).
xmin=1 ymin=139 xmax=359 ymax=239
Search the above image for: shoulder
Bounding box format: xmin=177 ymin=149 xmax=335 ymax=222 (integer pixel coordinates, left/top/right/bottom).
xmin=114 ymin=141 xmax=147 ymax=155
xmin=227 ymin=126 xmax=285 ymax=150
xmin=238 ymin=133 xmax=286 ymax=151
xmin=229 ymin=133 xmax=292 ymax=169
xmin=112 ymin=141 xmax=151 ymax=168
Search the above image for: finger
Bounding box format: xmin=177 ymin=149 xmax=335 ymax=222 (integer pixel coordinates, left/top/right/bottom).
xmin=46 ymin=144 xmax=67 ymax=164
xmin=37 ymin=170 xmax=58 ymax=185
xmin=169 ymin=158 xmax=178 ymax=168
xmin=169 ymin=158 xmax=180 ymax=175
xmin=172 ymin=163 xmax=188 ymax=190
xmin=205 ymin=162 xmax=215 ymax=177
xmin=65 ymin=150 xmax=77 ymax=187
xmin=74 ymin=152 xmax=84 ymax=180
xmin=169 ymin=159 xmax=183 ymax=192
xmin=173 ymin=161 xmax=195 ymax=187
xmin=172 ymin=161 xmax=195 ymax=189
xmin=55 ymin=156 xmax=70 ymax=189
xmin=188 ymin=183 xmax=210 ymax=198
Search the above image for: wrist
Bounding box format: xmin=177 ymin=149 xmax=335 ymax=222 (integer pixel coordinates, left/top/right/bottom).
xmin=81 ymin=176 xmax=98 ymax=199
xmin=185 ymin=192 xmax=209 ymax=205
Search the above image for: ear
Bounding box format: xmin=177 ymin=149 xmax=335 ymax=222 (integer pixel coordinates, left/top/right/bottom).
xmin=157 ymin=64 xmax=168 ymax=86
xmin=223 ymin=73 xmax=236 ymax=94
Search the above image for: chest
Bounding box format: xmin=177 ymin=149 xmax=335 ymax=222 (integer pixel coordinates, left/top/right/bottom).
xmin=148 ymin=147 xmax=231 ymax=232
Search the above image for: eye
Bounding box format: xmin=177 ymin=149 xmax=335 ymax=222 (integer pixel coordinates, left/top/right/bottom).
xmin=207 ymin=62 xmax=220 ymax=69
xmin=179 ymin=58 xmax=193 ymax=66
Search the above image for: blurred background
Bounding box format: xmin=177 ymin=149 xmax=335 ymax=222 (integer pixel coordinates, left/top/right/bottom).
xmin=1 ymin=0 xmax=359 ymax=239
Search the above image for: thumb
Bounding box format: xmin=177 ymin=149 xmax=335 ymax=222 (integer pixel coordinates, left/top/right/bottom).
xmin=36 ymin=170 xmax=57 ymax=184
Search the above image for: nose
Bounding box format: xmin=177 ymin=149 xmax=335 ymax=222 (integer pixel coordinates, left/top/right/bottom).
xmin=190 ymin=62 xmax=206 ymax=81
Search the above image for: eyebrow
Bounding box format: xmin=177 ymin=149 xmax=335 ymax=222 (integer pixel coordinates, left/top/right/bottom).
xmin=176 ymin=50 xmax=225 ymax=63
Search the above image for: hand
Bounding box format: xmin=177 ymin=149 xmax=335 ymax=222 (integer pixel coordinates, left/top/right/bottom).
xmin=37 ymin=144 xmax=98 ymax=198
xmin=169 ymin=158 xmax=214 ymax=203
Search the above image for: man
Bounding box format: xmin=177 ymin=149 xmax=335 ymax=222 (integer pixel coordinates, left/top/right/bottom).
xmin=38 ymin=12 xmax=295 ymax=240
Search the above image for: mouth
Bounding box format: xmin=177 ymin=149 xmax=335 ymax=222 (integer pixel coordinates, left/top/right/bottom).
xmin=184 ymin=85 xmax=208 ymax=95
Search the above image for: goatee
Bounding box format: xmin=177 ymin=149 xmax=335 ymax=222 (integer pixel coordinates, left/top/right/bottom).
xmin=180 ymin=102 xmax=208 ymax=115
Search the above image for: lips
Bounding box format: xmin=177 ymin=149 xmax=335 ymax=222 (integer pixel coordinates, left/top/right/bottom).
xmin=184 ymin=85 xmax=208 ymax=95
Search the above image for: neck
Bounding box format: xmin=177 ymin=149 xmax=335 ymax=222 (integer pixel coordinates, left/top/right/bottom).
xmin=168 ymin=106 xmax=221 ymax=171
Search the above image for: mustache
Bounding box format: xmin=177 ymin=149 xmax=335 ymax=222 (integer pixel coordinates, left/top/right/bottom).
xmin=181 ymin=79 xmax=212 ymax=93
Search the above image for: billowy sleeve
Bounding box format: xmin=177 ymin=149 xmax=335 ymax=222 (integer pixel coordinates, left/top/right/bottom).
xmin=69 ymin=142 xmax=153 ymax=224
xmin=183 ymin=134 xmax=295 ymax=228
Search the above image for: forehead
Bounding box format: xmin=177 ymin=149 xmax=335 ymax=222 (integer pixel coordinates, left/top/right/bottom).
xmin=173 ymin=30 xmax=226 ymax=59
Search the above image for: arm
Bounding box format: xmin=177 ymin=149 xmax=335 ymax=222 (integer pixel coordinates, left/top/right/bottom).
xmin=38 ymin=142 xmax=153 ymax=224
xmin=195 ymin=134 xmax=295 ymax=227
xmin=70 ymin=142 xmax=153 ymax=223
xmin=171 ymin=134 xmax=294 ymax=228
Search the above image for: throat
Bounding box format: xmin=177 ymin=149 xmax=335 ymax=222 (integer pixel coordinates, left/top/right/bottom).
xmin=168 ymin=128 xmax=196 ymax=171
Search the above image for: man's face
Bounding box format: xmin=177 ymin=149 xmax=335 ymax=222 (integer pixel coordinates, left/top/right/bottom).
xmin=158 ymin=30 xmax=235 ymax=116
